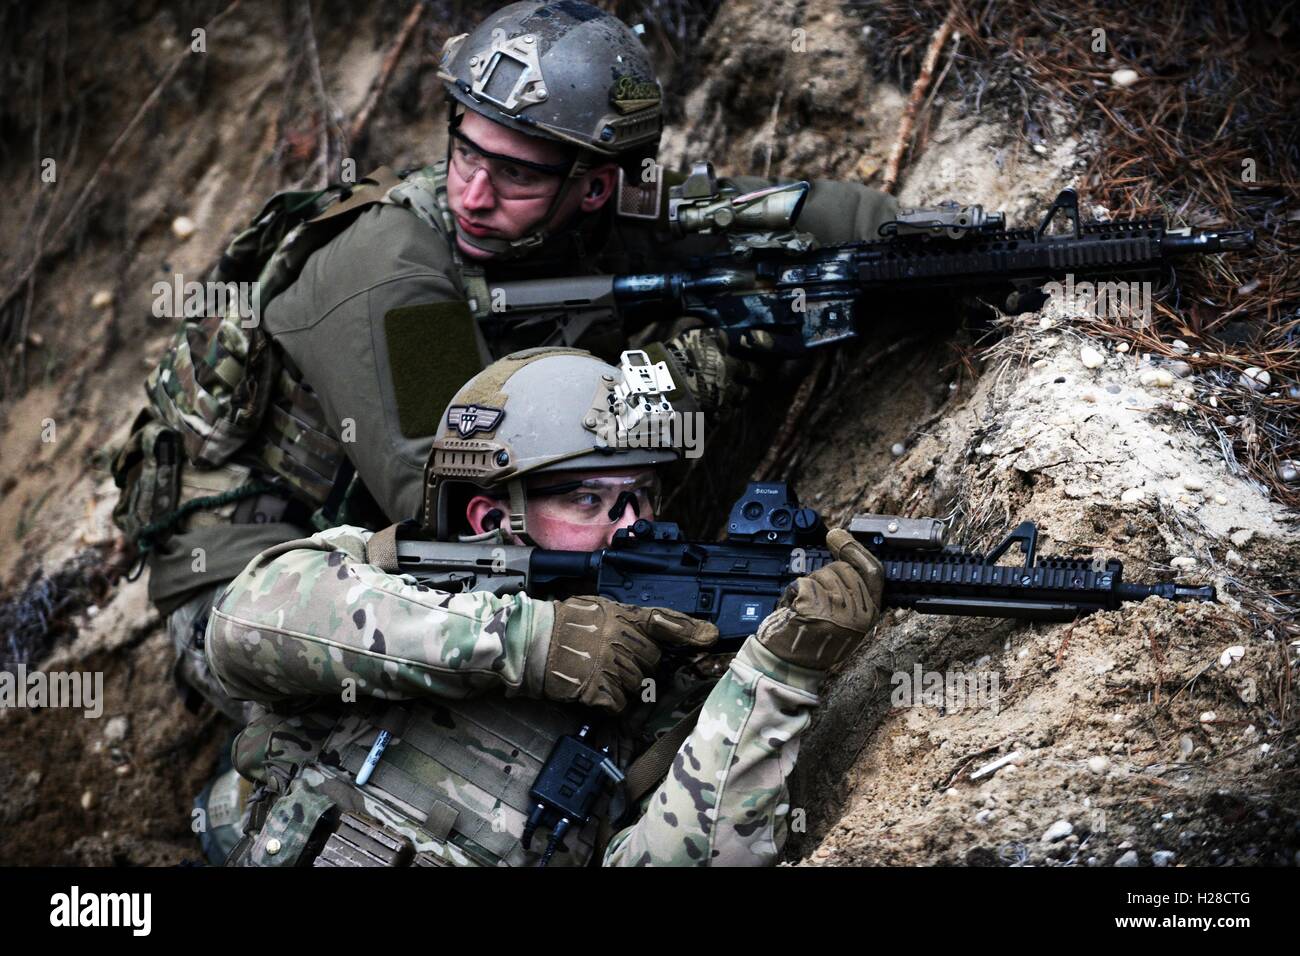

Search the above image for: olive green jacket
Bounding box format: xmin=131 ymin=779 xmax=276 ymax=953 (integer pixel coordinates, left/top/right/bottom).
xmin=148 ymin=172 xmax=896 ymax=611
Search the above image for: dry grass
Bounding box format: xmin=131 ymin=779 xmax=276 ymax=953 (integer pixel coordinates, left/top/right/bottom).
xmin=849 ymin=0 xmax=1299 ymax=506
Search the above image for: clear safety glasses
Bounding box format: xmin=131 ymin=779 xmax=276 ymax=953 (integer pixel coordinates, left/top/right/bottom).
xmin=448 ymin=125 xmax=570 ymax=201
xmin=527 ymin=474 xmax=663 ymax=526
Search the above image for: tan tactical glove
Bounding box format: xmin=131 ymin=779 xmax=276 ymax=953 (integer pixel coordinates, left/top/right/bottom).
xmin=756 ymin=529 xmax=884 ymax=670
xmin=654 ymin=326 xmax=773 ymax=417
xmin=544 ymin=596 xmax=719 ymax=713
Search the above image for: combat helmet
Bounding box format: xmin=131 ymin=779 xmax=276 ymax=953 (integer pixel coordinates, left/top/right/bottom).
xmin=435 ymin=1 xmax=663 ymax=256
xmin=423 ymin=346 xmax=682 ymax=540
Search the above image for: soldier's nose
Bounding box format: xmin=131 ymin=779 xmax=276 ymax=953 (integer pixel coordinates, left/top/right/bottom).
xmin=603 ymin=503 xmax=640 ymax=546
xmin=462 ymin=169 xmax=496 ymax=211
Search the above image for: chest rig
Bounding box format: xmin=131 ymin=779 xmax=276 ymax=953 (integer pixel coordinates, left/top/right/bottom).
xmin=232 ymin=692 xmax=624 ymax=868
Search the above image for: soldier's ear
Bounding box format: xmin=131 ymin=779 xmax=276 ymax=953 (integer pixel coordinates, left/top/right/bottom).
xmin=466 ymin=495 xmax=507 ymax=535
xmin=579 ymin=165 xmax=619 ymax=213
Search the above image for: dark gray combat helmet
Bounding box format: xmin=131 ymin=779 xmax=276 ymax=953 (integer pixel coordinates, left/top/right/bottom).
xmin=436 ymin=1 xmax=662 ymax=160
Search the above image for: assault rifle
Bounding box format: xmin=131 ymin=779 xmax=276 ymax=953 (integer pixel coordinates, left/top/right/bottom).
xmin=395 ymin=482 xmax=1215 ymax=648
xmin=481 ymin=164 xmax=1253 ymax=354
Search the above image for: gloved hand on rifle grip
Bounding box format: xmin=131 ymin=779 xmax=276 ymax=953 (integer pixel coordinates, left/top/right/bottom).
xmin=541 ymin=596 xmax=719 ymax=714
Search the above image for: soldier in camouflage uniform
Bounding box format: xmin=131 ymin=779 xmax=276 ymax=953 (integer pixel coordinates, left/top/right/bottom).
xmin=118 ymin=1 xmax=899 ymax=724
xmin=205 ymin=347 xmax=884 ymax=866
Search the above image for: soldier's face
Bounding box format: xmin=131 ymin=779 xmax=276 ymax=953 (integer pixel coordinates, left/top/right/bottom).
xmin=446 ymin=110 xmax=617 ymax=259
xmin=465 ymin=467 xmax=658 ymax=550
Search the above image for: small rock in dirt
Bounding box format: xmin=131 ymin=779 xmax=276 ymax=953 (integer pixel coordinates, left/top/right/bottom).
xmin=1139 ymin=369 xmax=1174 ymax=388
xmin=1111 ymin=68 xmax=1139 ymax=87
xmin=890 ymin=442 xmax=905 ymax=457
xmin=1237 ymin=678 xmax=1257 ymax=704
xmin=1080 ymin=346 xmax=1104 ymax=369
xmin=103 ymin=716 xmax=129 ymax=743
xmin=1213 ymin=493 xmax=1227 ymax=505
xmin=1280 ymin=461 xmax=1299 ymax=483
xmin=1116 ymin=342 xmax=1130 ymax=353
xmin=172 ymin=215 xmax=197 ymax=240
xmin=91 ymin=289 xmax=113 ymax=310
xmin=1120 ymin=487 xmax=1147 ymax=504
xmin=1240 ymin=367 xmax=1270 ymax=389
xmin=1229 ymin=528 xmax=1253 ymax=547
xmin=1115 ymin=850 xmax=1140 ymax=867
xmin=1042 ymin=820 xmax=1074 ymax=842
xmin=1170 ymin=556 xmax=1197 ymax=570
xmin=1152 ymin=850 xmax=1176 ymax=867
xmin=114 ymin=764 xmax=132 ymax=777
xmin=1199 ymin=711 xmax=1217 ymax=724
xmin=975 ymin=810 xmax=994 ymax=826
xmin=80 ymin=790 xmax=96 ymax=811
xmin=25 ymin=770 xmax=42 ymax=788
xmin=1179 ymin=736 xmax=1195 ymax=757
xmin=1180 ymin=474 xmax=1205 ymax=492
xmin=1167 ymin=360 xmax=1192 ymax=378
xmin=1087 ymin=756 xmax=1110 ymax=774
xmin=1171 ymin=339 xmax=1189 ymax=352
xmin=1219 ymin=645 xmax=1245 ymax=668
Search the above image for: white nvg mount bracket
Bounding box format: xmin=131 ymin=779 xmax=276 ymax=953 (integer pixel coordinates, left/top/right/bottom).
xmin=612 ymin=349 xmax=675 ymax=433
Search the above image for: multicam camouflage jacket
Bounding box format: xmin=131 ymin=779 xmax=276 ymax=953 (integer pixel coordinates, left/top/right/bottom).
xmin=206 ymin=524 xmax=830 ymax=866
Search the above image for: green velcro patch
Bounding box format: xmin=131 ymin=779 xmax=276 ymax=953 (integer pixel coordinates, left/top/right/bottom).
xmin=385 ymin=301 xmax=483 ymax=439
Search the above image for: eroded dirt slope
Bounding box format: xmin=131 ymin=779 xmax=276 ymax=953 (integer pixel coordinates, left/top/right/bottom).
xmin=0 ymin=0 xmax=1294 ymax=866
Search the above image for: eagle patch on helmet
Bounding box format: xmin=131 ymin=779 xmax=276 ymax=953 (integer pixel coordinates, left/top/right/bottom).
xmin=448 ymin=404 xmax=504 ymax=437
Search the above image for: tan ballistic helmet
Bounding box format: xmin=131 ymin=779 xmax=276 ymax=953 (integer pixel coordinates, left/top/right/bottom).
xmin=436 ymin=1 xmax=662 ymax=159
xmin=424 ymin=347 xmax=681 ymax=539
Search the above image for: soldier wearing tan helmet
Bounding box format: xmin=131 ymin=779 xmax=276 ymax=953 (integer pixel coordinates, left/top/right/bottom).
xmin=204 ymin=348 xmax=883 ymax=866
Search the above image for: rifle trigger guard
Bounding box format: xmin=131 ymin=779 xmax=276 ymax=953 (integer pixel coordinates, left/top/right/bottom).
xmin=983 ymin=521 xmax=1039 ymax=569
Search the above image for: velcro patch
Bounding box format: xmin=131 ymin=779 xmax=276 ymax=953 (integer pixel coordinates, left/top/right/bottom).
xmin=384 ymin=302 xmax=483 ymax=439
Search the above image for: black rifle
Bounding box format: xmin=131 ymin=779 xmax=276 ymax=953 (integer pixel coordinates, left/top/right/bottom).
xmin=395 ymin=482 xmax=1215 ymax=648
xmin=479 ymin=169 xmax=1254 ymax=355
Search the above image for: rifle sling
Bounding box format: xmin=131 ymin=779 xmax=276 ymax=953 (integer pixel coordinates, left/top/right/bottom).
xmin=622 ymin=703 xmax=704 ymax=806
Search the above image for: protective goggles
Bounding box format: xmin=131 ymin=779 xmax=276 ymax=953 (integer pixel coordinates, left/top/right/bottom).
xmin=527 ymin=474 xmax=662 ymax=526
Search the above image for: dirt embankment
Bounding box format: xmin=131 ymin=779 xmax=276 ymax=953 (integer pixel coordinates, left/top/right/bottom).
xmin=0 ymin=0 xmax=1295 ymax=865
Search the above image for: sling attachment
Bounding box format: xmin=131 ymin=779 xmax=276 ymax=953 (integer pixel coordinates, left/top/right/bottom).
xmin=310 ymin=457 xmax=356 ymax=531
xmin=366 ymin=520 xmax=415 ymax=573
